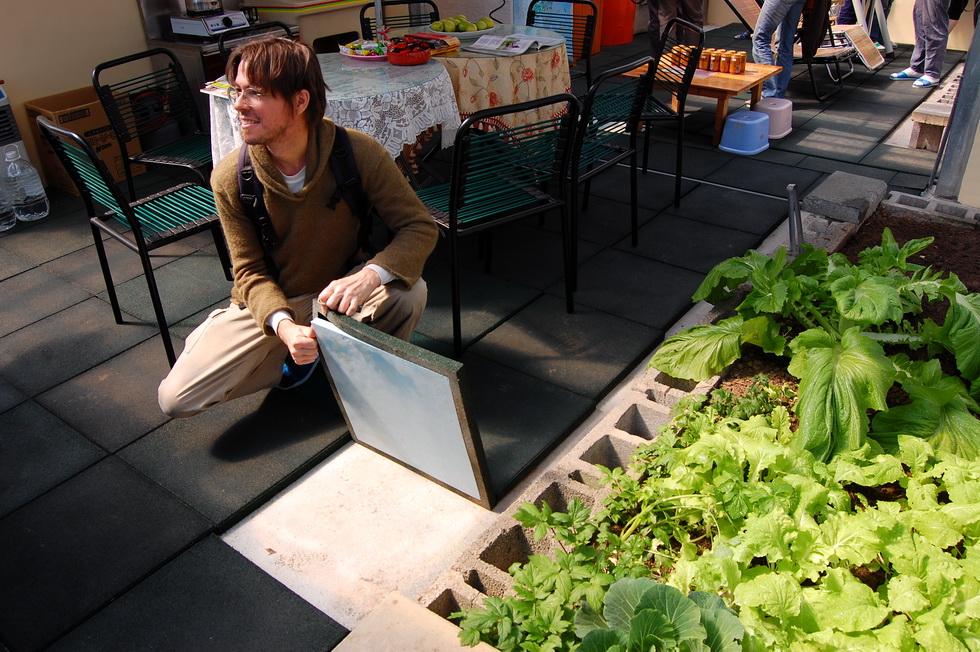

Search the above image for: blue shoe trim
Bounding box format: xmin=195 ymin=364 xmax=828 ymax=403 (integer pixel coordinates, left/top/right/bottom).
xmin=277 ymin=354 xmax=320 ymax=390
xmin=889 ymin=71 xmax=914 ymax=80
xmin=912 ymin=77 xmax=936 ymax=88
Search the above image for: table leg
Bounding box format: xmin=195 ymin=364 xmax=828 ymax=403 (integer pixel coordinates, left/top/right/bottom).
xmin=712 ymin=94 xmax=732 ymax=147
xmin=749 ymin=83 xmax=762 ymax=108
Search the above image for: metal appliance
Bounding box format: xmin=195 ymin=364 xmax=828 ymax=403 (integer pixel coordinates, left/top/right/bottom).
xmin=170 ymin=10 xmax=249 ymax=37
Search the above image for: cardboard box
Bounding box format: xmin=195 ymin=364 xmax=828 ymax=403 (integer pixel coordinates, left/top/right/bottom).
xmin=24 ymin=87 xmax=143 ymax=196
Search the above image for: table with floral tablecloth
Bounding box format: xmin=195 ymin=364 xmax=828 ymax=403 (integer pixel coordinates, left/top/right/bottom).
xmin=434 ymin=25 xmax=572 ymax=131
xmin=209 ymin=54 xmax=461 ymax=163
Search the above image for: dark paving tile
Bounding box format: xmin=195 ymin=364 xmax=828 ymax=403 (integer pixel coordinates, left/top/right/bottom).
xmin=0 ymin=456 xmax=211 ymax=651
xmin=662 ymin=183 xmax=788 ymax=235
xmin=36 ymin=339 xmax=173 ymax=452
xmin=753 ymin=146 xmax=808 ymax=166
xmin=97 ymin=250 xmax=233 ymax=327
xmin=415 ymin=262 xmax=542 ymax=351
xmin=463 ymin=354 xmax=595 ymax=497
xmin=0 ymin=243 xmax=34 ymax=281
xmin=568 ymin=248 xmax=705 ymax=330
xmin=0 ymin=374 xmax=28 ymax=413
xmin=0 ymin=266 xmax=91 ymax=338
xmin=623 ymin=213 xmax=764 ymax=274
xmin=636 ymin=139 xmax=734 ymax=181
xmin=0 ymin=297 xmax=157 ymax=396
xmin=770 ymin=126 xmax=880 ymax=163
xmin=798 ymin=156 xmax=896 ymax=182
xmin=889 ymin=171 xmax=931 ymax=191
xmin=470 ymin=294 xmax=662 ymax=400
xmin=48 ymin=535 xmax=347 ymax=652
xmin=0 ymin=400 xmax=106 ymax=518
xmin=119 ymin=389 xmax=349 ymax=526
xmin=41 ymin=238 xmax=199 ymax=296
xmin=538 ymin=194 xmax=655 ymax=250
xmin=705 ymin=157 xmax=824 ymax=197
xmin=0 ymin=209 xmax=98 ymax=266
xmin=861 ymin=143 xmax=939 ymax=175
xmin=798 ymin=98 xmax=916 ymax=137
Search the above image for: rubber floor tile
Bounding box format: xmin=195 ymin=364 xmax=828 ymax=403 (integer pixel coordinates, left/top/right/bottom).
xmin=0 ymin=265 xmax=91 ymax=338
xmin=47 ymin=536 xmax=347 ymax=652
xmin=0 ymin=296 xmax=158 ymax=396
xmin=0 ymin=210 xmax=97 ymax=266
xmin=0 ymin=374 xmax=28 ymax=414
xmin=705 ymin=157 xmax=824 ymax=198
xmin=569 ymin=248 xmax=706 ymax=330
xmin=662 ymin=184 xmax=788 ymax=235
xmin=0 ymin=456 xmax=210 ymax=651
xmin=461 ymin=354 xmax=595 ymax=498
xmin=0 ymin=244 xmax=35 ymax=282
xmin=622 ymin=213 xmax=764 ymax=274
xmin=0 ymin=400 xmax=105 ymax=518
xmin=470 ymin=294 xmax=662 ymax=400
xmin=36 ymin=338 xmax=173 ymax=452
xmin=119 ymin=388 xmax=349 ymax=527
xmin=770 ymin=127 xmax=879 ymax=163
xmin=860 ymin=143 xmax=940 ymax=175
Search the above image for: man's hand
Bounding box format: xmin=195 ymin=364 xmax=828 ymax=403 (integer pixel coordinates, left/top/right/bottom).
xmin=276 ymin=319 xmax=319 ymax=365
xmin=318 ymin=267 xmax=381 ymax=316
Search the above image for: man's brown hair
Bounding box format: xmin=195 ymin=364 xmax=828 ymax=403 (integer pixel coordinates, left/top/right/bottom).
xmin=225 ymin=36 xmax=327 ymax=129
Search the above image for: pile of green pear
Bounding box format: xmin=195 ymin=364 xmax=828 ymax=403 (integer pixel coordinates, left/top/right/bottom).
xmin=430 ymin=15 xmax=494 ymax=32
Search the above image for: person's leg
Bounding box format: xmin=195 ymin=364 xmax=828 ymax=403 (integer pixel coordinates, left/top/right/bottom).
xmin=753 ymin=0 xmax=794 ymax=96
xmin=676 ymin=0 xmax=705 ymax=44
xmin=919 ymin=0 xmax=950 ymax=80
xmin=657 ymin=0 xmax=681 ymax=45
xmin=158 ymin=294 xmax=316 ymax=417
xmin=352 ymin=278 xmax=428 ymax=341
xmin=837 ymin=0 xmax=857 ymax=24
xmin=771 ymin=0 xmax=806 ymax=97
xmin=648 ymin=0 xmax=662 ymax=56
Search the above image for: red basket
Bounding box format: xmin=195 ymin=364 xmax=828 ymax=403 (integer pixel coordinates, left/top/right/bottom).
xmin=388 ymin=48 xmax=431 ymax=66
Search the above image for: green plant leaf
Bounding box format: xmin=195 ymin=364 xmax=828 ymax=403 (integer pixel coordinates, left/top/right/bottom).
xmin=689 ymin=592 xmax=745 ymax=652
xmin=602 ymin=577 xmax=661 ymax=633
xmin=942 ymin=292 xmax=980 ymax=383
xmin=648 ymin=317 xmax=746 ymax=381
xmin=802 ymin=567 xmax=890 ymax=633
xmin=693 ymin=249 xmax=785 ymax=305
xmin=629 ymin=608 xmax=678 ymax=651
xmin=578 ymin=627 xmax=628 ymax=652
xmin=830 ymin=272 xmax=903 ymax=327
xmin=733 ymin=571 xmax=803 ymax=621
xmin=635 ymin=584 xmax=706 ymax=644
xmin=573 ymin=600 xmax=607 ymax=638
xmin=789 ymin=327 xmax=895 ymax=461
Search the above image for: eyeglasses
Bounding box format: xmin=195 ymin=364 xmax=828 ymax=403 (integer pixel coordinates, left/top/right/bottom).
xmin=226 ymin=87 xmax=265 ymax=105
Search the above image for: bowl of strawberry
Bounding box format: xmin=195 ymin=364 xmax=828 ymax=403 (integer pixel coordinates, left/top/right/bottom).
xmin=387 ymin=38 xmax=432 ymax=65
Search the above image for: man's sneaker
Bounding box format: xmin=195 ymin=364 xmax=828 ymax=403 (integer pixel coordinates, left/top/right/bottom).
xmin=277 ymin=354 xmax=320 ymax=390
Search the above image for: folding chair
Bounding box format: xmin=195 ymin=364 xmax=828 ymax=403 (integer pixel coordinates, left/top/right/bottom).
xmin=360 ymin=0 xmax=440 ymax=39
xmin=526 ymin=0 xmax=599 ymax=90
xmin=569 ymin=57 xmax=654 ymax=288
xmin=415 ymin=93 xmax=580 ymax=358
xmin=35 ymin=116 xmax=232 ymax=367
xmin=793 ymin=0 xmax=859 ymax=100
xmin=640 ymin=18 xmax=704 ymax=208
xmin=93 ymin=48 xmax=212 ymax=201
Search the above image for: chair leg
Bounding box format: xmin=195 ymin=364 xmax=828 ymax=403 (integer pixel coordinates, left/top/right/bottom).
xmin=449 ymin=233 xmax=463 ymax=359
xmin=674 ymin=114 xmax=685 ymax=208
xmin=124 ymin=161 xmax=138 ymax=203
xmin=643 ymin=122 xmax=651 ymax=172
xmin=561 ymin=204 xmax=575 ymax=314
xmin=630 ymin=148 xmax=639 ymax=246
xmin=139 ymin=252 xmax=177 ymax=367
xmin=91 ymin=224 xmax=123 ymax=324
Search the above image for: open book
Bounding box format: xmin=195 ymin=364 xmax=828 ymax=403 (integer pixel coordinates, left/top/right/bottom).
xmin=462 ymin=33 xmax=564 ymax=56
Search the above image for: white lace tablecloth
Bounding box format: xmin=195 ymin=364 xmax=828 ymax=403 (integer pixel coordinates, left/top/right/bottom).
xmin=209 ymin=55 xmax=461 ymax=162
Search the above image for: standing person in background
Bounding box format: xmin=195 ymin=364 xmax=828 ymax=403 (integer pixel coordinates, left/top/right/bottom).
xmin=647 ymin=0 xmax=704 ymax=55
xmin=889 ymin=0 xmax=950 ymax=87
xmin=752 ymin=0 xmax=808 ymax=98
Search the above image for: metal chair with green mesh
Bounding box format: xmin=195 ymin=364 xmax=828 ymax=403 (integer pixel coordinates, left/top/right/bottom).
xmin=415 ymin=93 xmax=580 ymax=358
xmin=93 ymin=48 xmax=212 ymax=201
xmin=527 ymin=0 xmax=599 ymax=91
xmin=36 ymin=115 xmax=232 ymax=367
xmin=569 ymin=57 xmax=654 ymax=290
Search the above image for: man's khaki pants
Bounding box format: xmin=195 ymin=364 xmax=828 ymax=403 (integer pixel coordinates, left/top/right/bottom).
xmin=158 ymin=279 xmax=427 ymax=418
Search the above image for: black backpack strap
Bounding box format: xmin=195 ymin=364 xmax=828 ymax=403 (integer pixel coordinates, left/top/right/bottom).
xmin=238 ymin=145 xmax=280 ymax=278
xmin=327 ymin=125 xmax=374 ymax=253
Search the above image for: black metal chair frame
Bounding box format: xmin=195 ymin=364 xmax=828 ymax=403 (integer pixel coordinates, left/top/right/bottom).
xmin=35 ymin=115 xmax=232 ymax=367
xmin=359 ymin=0 xmax=440 ymax=39
xmin=415 ymin=93 xmax=580 ymax=358
xmin=641 ymin=18 xmax=704 ymax=208
xmin=526 ymin=0 xmax=599 ymax=90
xmin=569 ymin=57 xmax=654 ymax=289
xmin=93 ymin=48 xmax=212 ymax=201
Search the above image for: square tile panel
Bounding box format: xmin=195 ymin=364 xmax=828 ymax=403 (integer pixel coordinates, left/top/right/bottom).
xmin=47 ymin=536 xmax=347 ymax=651
xmin=0 ymin=400 xmax=106 ymax=518
xmin=0 ymin=456 xmax=211 ymax=651
xmin=706 ymin=157 xmax=824 ymax=197
xmin=0 ymin=266 xmax=91 ymax=338
xmin=662 ymin=183 xmax=788 ymax=235
xmin=622 ymin=213 xmax=765 ymax=273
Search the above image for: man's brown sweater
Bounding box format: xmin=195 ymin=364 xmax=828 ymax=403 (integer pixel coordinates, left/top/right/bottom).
xmin=211 ymin=118 xmax=439 ymax=335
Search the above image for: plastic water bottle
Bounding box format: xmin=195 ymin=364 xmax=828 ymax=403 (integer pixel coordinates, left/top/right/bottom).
xmin=2 ymin=145 xmax=49 ymax=222
xmin=0 ymin=186 xmax=16 ymax=232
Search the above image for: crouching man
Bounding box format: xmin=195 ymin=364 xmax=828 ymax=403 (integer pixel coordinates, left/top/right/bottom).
xmin=159 ymin=36 xmax=438 ymax=417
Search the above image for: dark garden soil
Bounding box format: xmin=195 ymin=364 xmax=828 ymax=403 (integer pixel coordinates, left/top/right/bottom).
xmin=716 ymin=205 xmax=980 ymax=398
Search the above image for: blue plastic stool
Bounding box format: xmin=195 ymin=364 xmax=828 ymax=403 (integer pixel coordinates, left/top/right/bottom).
xmin=718 ymin=110 xmax=770 ymax=155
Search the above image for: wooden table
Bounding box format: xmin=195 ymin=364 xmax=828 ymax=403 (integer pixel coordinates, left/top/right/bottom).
xmin=626 ymin=62 xmax=782 ymax=146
